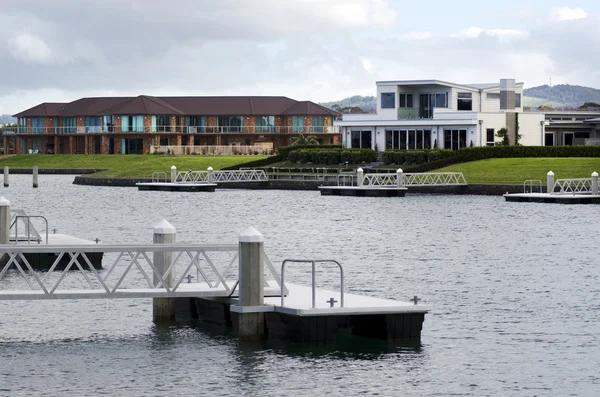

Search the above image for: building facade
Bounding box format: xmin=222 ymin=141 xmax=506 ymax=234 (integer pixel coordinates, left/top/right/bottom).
xmin=334 ymin=79 xmax=599 ymax=151
xmin=6 ymin=96 xmax=340 ymax=154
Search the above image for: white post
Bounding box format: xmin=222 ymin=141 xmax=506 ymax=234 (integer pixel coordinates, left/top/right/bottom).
xmin=0 ymin=196 xmax=10 ymax=244
xmin=592 ymin=171 xmax=598 ymax=195
xmin=547 ymin=171 xmax=554 ymax=194
xmin=33 ymin=166 xmax=39 ymax=188
xmin=357 ymin=167 xmax=364 ymax=187
xmin=237 ymin=226 xmax=265 ymax=340
xmin=0 ymin=196 xmax=10 ymax=267
xmin=396 ymin=168 xmax=404 ymax=188
xmin=153 ymin=220 xmax=176 ymax=321
xmin=207 ymin=166 xmax=214 ymax=184
xmin=170 ymin=165 xmax=177 ymax=183
xmin=3 ymin=166 xmax=8 ymax=187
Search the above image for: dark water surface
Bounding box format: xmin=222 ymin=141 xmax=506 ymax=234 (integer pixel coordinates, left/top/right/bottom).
xmin=1 ymin=175 xmax=599 ymax=396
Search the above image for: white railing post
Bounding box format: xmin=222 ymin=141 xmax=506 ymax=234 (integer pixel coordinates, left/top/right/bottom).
xmin=207 ymin=166 xmax=214 ymax=184
xmin=33 ymin=166 xmax=39 ymax=188
xmin=153 ymin=220 xmax=176 ymax=321
xmin=170 ymin=165 xmax=177 ymax=183
xmin=396 ymin=168 xmax=404 ymax=187
xmin=0 ymin=197 xmax=10 ymax=267
xmin=592 ymin=171 xmax=598 ymax=195
xmin=547 ymin=171 xmax=554 ymax=194
xmin=0 ymin=197 xmax=9 ymax=245
xmin=357 ymin=168 xmax=364 ymax=187
xmin=237 ymin=226 xmax=265 ymax=340
xmin=3 ymin=166 xmax=8 ymax=187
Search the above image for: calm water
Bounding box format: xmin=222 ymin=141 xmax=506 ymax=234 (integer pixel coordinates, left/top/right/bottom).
xmin=1 ymin=175 xmax=600 ymax=396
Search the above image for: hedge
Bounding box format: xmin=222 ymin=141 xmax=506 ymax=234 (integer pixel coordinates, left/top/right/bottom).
xmin=276 ymin=144 xmax=342 ymax=159
xmin=288 ymin=148 xmax=377 ymax=165
xmin=383 ymin=146 xmax=600 ymax=166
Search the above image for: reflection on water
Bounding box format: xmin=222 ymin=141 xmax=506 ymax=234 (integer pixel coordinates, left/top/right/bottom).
xmin=1 ymin=175 xmax=600 ymax=396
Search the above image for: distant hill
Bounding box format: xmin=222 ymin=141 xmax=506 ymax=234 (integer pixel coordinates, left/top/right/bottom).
xmin=523 ymin=84 xmax=600 ymax=108
xmin=0 ymin=115 xmax=16 ymax=125
xmin=320 ymin=95 xmax=376 ymax=113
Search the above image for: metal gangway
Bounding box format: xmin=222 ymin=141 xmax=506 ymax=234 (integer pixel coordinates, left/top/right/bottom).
xmin=360 ymin=171 xmax=467 ymax=188
xmin=175 ymin=169 xmax=268 ymax=184
xmin=552 ymin=178 xmax=595 ymax=195
xmin=0 ymin=242 xmax=284 ymax=300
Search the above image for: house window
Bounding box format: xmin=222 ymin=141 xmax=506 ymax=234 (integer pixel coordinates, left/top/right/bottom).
xmin=103 ymin=115 xmax=114 ymax=133
xmin=185 ymin=116 xmax=205 ymax=133
xmin=32 ymin=117 xmax=44 ymax=134
xmin=457 ymin=93 xmax=473 ymax=111
xmin=486 ymin=128 xmax=495 ymax=146
xmin=399 ymin=94 xmax=413 ymax=108
xmin=381 ymin=93 xmax=395 ymax=109
xmin=156 ymin=115 xmax=171 ymax=132
xmin=443 ymin=129 xmax=468 ymax=150
xmin=487 ymin=93 xmax=500 ymax=99
xmin=292 ymin=116 xmax=304 ymax=133
xmin=122 ymin=115 xmax=144 ymax=132
xmin=85 ymin=117 xmax=101 ymax=133
xmin=312 ymin=116 xmax=324 ymax=133
xmin=217 ymin=116 xmax=243 ymax=132
xmin=63 ymin=117 xmax=76 ymax=133
xmin=256 ymin=116 xmax=274 ymax=133
xmin=515 ymin=93 xmax=522 ymax=108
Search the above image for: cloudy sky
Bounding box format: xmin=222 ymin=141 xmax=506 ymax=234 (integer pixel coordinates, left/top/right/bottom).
xmin=0 ymin=0 xmax=598 ymax=114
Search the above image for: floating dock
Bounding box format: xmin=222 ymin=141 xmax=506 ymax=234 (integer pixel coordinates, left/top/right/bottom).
xmin=136 ymin=182 xmax=217 ymax=192
xmin=504 ymin=171 xmax=600 ymax=204
xmin=0 ymin=216 xmax=430 ymax=345
xmin=319 ymin=186 xmax=407 ymax=197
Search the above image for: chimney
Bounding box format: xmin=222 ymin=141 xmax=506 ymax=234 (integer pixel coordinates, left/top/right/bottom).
xmin=500 ymin=79 xmax=516 ymax=110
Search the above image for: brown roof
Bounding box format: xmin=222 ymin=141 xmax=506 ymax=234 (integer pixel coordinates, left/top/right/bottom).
xmin=13 ymin=103 xmax=67 ymax=117
xmin=14 ymin=95 xmax=340 ymax=118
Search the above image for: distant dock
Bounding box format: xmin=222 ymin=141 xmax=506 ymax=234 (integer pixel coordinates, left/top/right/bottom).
xmin=504 ymin=171 xmax=600 ymax=204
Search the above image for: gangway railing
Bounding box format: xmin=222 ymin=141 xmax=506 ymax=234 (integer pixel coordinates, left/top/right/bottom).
xmin=359 ymin=172 xmax=467 ymax=187
xmin=0 ymin=243 xmax=283 ymax=300
xmin=523 ymin=179 xmax=543 ymax=193
xmin=280 ymin=259 xmax=344 ymax=308
xmin=174 ymin=170 xmax=268 ymax=184
xmin=337 ymin=172 xmax=355 ymax=186
xmin=552 ymin=178 xmax=593 ymax=194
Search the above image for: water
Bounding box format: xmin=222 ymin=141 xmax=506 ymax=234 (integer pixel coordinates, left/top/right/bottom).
xmin=1 ymin=175 xmax=600 ymax=396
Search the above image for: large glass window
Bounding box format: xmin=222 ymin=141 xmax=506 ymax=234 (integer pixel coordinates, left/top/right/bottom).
xmin=385 ymin=129 xmax=432 ymax=149
xmin=186 ymin=116 xmax=206 ymax=133
xmin=312 ymin=116 xmax=324 ymax=133
xmin=515 ymin=93 xmax=522 ymax=108
xmin=63 ymin=117 xmax=76 ymax=133
xmin=399 ymin=94 xmax=413 ymax=108
xmin=457 ymin=93 xmax=473 ymax=111
xmin=292 ymin=116 xmax=304 ymax=133
xmin=103 ymin=115 xmax=114 ymax=132
xmin=256 ymin=116 xmax=274 ymax=133
xmin=32 ymin=117 xmax=44 ymax=133
xmin=19 ymin=117 xmax=26 ymax=132
xmin=381 ymin=93 xmax=395 ymax=109
xmin=85 ymin=117 xmax=101 ymax=133
xmin=419 ymin=93 xmax=448 ymax=118
xmin=217 ymin=116 xmax=243 ymax=132
xmin=122 ymin=115 xmax=144 ymax=132
xmin=156 ymin=115 xmax=171 ymax=132
xmin=443 ymin=129 xmax=468 ymax=150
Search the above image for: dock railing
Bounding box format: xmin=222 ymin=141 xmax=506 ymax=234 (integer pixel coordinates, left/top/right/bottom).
xmin=523 ymin=179 xmax=543 ymax=193
xmin=280 ymin=259 xmax=344 ymax=309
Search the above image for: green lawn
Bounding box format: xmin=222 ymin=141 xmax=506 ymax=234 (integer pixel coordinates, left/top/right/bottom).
xmin=0 ymin=155 xmax=269 ymax=177
xmin=437 ymin=158 xmax=600 ymax=184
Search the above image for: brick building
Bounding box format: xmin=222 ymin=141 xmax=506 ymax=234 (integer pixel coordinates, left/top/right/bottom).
xmin=6 ymin=96 xmax=340 ymax=154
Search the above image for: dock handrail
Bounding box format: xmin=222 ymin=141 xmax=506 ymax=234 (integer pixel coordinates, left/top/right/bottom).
xmin=152 ymin=172 xmax=167 ymax=183
xmin=13 ymin=215 xmax=49 ymax=244
xmin=337 ymin=173 xmax=355 ymax=186
xmin=523 ymin=179 xmax=543 ymax=193
xmin=280 ymin=259 xmax=344 ymax=309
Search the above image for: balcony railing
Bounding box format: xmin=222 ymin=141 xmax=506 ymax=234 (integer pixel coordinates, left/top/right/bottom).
xmin=2 ymin=126 xmax=339 ymax=135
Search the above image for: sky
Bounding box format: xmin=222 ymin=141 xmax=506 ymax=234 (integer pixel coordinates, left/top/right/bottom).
xmin=0 ymin=0 xmax=599 ymax=114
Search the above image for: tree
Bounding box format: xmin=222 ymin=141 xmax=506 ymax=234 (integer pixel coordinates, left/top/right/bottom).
xmin=579 ymin=102 xmax=600 ymax=110
xmin=495 ymin=128 xmax=510 ymax=146
xmin=538 ymin=104 xmax=556 ymax=111
xmin=290 ymin=134 xmax=320 ymax=146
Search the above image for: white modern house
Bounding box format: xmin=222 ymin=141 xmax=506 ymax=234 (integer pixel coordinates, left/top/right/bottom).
xmin=336 ymin=79 xmax=546 ymax=151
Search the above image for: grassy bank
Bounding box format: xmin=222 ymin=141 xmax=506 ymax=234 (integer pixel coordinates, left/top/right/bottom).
xmin=437 ymin=158 xmax=600 ymax=184
xmin=0 ymin=155 xmax=269 ymax=177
